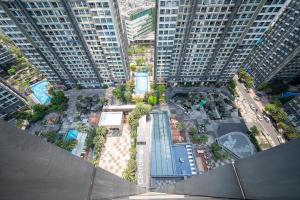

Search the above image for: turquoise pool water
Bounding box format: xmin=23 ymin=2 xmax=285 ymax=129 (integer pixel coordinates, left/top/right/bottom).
xmin=135 ymin=72 xmax=148 ymax=95
xmin=31 ymin=80 xmax=51 ymax=105
xmin=65 ymin=129 xmax=78 ymax=141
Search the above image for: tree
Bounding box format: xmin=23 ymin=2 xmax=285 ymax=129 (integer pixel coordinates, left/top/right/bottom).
xmin=189 ymin=127 xmax=198 ymax=135
xmin=112 ymin=85 xmax=125 ymax=102
xmin=135 ymin=57 xmax=145 ymax=66
xmin=75 ymin=84 xmax=82 ymax=90
xmin=130 ymin=64 xmax=137 ymax=72
xmin=244 ymin=75 xmax=254 ymax=89
xmin=147 ymin=64 xmax=153 ymax=74
xmin=250 ymin=125 xmax=259 ymax=136
xmin=277 ymin=122 xmax=298 ymax=139
xmin=228 ymin=80 xmax=237 ymax=95
xmin=93 ymin=127 xmax=107 ymax=159
xmin=148 ymin=95 xmax=157 ymax=106
xmin=75 ymin=122 xmax=89 ymax=132
xmin=16 ymin=111 xmax=31 ymax=120
xmin=102 ymin=84 xmax=108 ymax=89
xmin=30 ymin=104 xmax=48 ymax=122
xmin=192 ymin=134 xmax=208 ymax=143
xmin=177 ymin=122 xmax=186 ymax=132
xmin=122 ymin=159 xmax=137 ymax=183
xmin=0 ymin=32 xmax=14 ymax=45
xmin=157 ymin=84 xmax=166 ymax=96
xmin=51 ymin=90 xmax=68 ymax=105
xmin=8 ymin=66 xmax=17 ymax=75
xmin=85 ymin=128 xmax=97 ymax=149
xmin=124 ymin=91 xmax=132 ymax=103
xmin=264 ymin=103 xmax=288 ymax=123
xmin=211 ymin=143 xmax=228 ymax=160
xmin=44 ymin=131 xmax=57 ymax=143
xmin=238 ymin=68 xmax=248 ymax=81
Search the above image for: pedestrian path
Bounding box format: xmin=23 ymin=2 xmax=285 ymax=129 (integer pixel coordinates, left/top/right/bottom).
xmin=99 ymin=125 xmax=131 ymax=177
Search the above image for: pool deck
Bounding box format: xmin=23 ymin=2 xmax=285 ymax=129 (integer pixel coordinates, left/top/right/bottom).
xmin=71 ymin=132 xmax=87 ymax=157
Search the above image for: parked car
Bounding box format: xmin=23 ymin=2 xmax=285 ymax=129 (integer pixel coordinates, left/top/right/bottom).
xmin=257 ymin=114 xmax=263 ymax=121
xmin=263 ymin=114 xmax=270 ymax=123
xmin=249 ymin=103 xmax=256 ymax=110
xmin=277 ymin=135 xmax=286 ymax=144
xmin=254 ymin=96 xmax=260 ymax=101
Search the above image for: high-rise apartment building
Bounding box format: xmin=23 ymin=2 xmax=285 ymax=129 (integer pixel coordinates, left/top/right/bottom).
xmin=155 ymin=0 xmax=287 ymax=85
xmin=0 ymin=0 xmax=129 ymax=89
xmin=243 ymin=0 xmax=300 ymax=86
xmin=0 ymin=78 xmax=27 ymax=119
xmin=284 ymin=96 xmax=300 ymax=133
xmin=122 ymin=7 xmax=154 ymax=44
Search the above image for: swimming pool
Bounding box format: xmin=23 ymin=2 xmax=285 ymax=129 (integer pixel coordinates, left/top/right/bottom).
xmin=31 ymin=80 xmax=51 ymax=105
xmin=65 ymin=129 xmax=78 ymax=141
xmin=135 ymin=72 xmax=148 ymax=96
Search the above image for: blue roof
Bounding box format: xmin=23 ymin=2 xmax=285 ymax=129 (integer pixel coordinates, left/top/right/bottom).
xmin=151 ymin=112 xmax=197 ymax=177
xmin=151 ymin=112 xmax=175 ymax=177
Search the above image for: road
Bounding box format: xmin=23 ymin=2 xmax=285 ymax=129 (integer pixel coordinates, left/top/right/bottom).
xmin=235 ymin=79 xmax=280 ymax=146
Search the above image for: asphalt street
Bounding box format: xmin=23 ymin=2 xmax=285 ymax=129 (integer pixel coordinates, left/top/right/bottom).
xmin=236 ymin=80 xmax=280 ymax=146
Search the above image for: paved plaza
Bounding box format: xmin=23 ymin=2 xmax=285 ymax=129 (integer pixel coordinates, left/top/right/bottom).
xmin=99 ymin=124 xmax=131 ymax=177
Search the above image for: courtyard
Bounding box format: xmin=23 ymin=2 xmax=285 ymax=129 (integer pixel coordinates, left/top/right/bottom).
xmin=99 ymin=123 xmax=131 ymax=177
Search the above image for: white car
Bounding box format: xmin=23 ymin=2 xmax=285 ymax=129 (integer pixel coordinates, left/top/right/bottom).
xmin=249 ymin=104 xmax=256 ymax=110
xmin=257 ymin=114 xmax=263 ymax=121
xmin=263 ymin=114 xmax=270 ymax=123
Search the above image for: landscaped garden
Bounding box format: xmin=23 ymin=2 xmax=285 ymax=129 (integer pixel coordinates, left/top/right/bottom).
xmin=172 ymin=92 xmax=234 ymax=120
xmin=0 ymin=33 xmax=43 ymax=95
xmin=75 ymin=94 xmax=106 ymax=121
xmin=122 ymin=103 xmax=152 ymax=183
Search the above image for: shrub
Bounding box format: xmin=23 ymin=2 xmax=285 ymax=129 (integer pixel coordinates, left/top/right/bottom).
xmin=8 ymin=66 xmax=17 ymax=75
xmin=250 ymin=125 xmax=259 ymax=136
xmin=192 ymin=134 xmax=208 ymax=143
xmin=148 ymin=95 xmax=157 ymax=106
xmin=189 ymin=127 xmax=198 ymax=135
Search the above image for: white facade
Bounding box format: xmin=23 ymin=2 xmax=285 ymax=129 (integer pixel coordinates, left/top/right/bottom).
xmin=155 ymin=0 xmax=287 ymax=85
xmin=0 ymin=0 xmax=129 ymax=88
xmin=123 ymin=7 xmax=154 ymax=44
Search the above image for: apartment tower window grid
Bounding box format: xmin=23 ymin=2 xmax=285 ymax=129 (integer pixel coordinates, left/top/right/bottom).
xmin=155 ymin=0 xmax=286 ymax=85
xmin=243 ymin=0 xmax=300 ymax=86
xmin=0 ymin=0 xmax=129 ymax=89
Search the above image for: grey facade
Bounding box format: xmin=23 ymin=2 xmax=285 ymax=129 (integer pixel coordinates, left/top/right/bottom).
xmin=243 ymin=0 xmax=300 ymax=86
xmin=0 ymin=78 xmax=27 ymax=119
xmin=1 ymin=119 xmax=300 ymax=199
xmin=155 ymin=0 xmax=287 ymax=85
xmin=0 ymin=120 xmax=145 ymax=200
xmin=0 ymin=0 xmax=129 ymax=89
xmin=284 ymin=96 xmax=300 ymax=133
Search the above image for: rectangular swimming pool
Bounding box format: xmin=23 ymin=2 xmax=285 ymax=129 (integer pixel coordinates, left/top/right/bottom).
xmin=65 ymin=129 xmax=78 ymax=141
xmin=31 ymin=80 xmax=51 ymax=105
xmin=135 ymin=72 xmax=148 ymax=96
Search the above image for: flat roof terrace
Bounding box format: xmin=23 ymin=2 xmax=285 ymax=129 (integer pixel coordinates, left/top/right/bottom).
xmin=151 ymin=111 xmax=197 ymax=177
xmin=151 ymin=111 xmax=175 ymax=177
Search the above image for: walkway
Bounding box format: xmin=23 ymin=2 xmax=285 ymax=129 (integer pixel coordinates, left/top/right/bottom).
xmin=99 ymin=124 xmax=131 ymax=177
